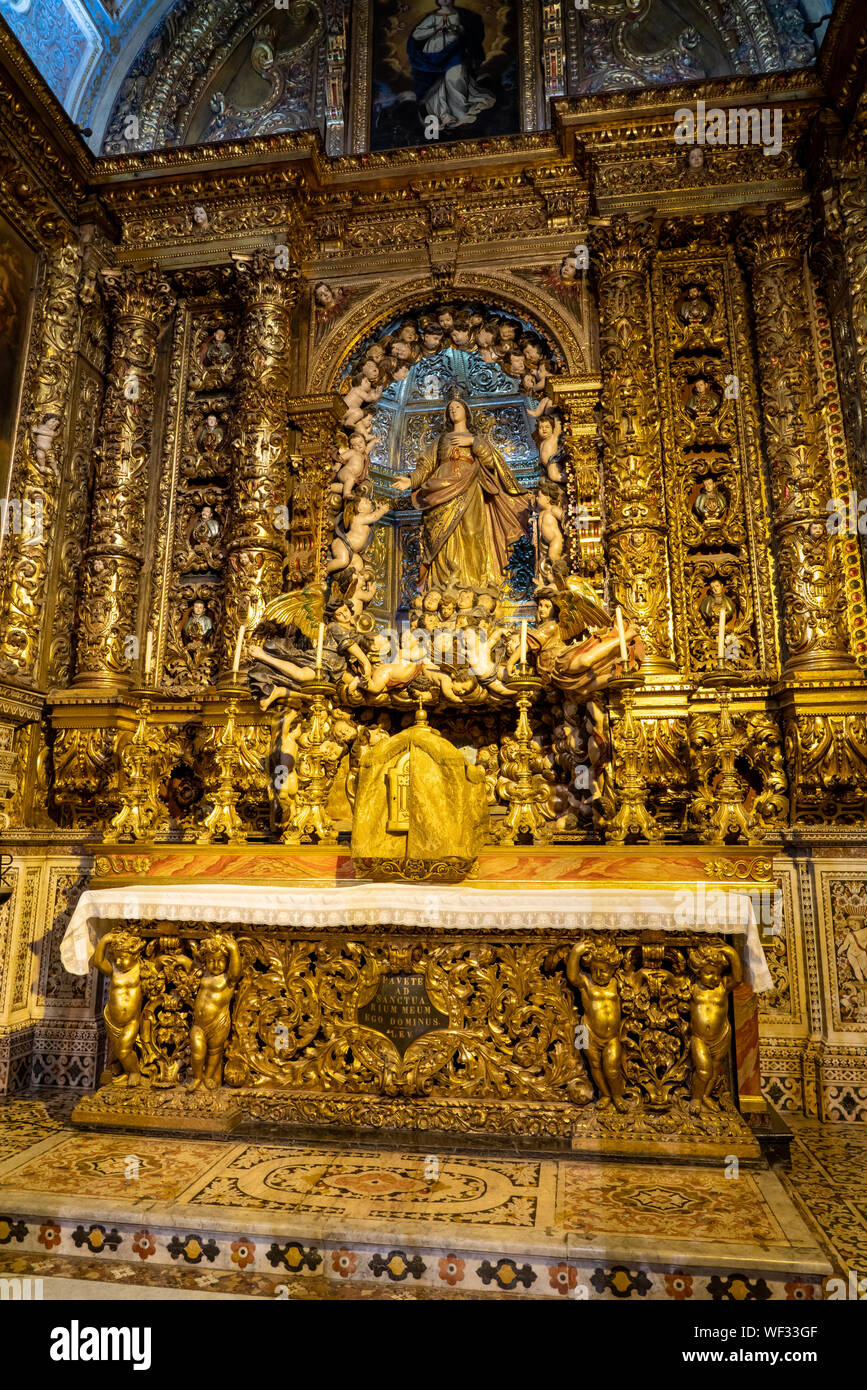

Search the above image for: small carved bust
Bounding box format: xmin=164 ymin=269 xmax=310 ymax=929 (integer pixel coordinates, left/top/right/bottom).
xmin=693 ymin=477 xmax=728 ymax=526
xmin=678 ymin=284 xmax=712 ymax=325
xmin=685 ymin=377 xmax=720 ymax=420
xmin=197 ymin=413 xmax=224 ymax=452
xmin=204 ymin=328 xmax=231 ymax=365
xmin=699 ymin=578 xmax=736 ymax=626
xmin=183 ymin=599 xmax=213 ymax=645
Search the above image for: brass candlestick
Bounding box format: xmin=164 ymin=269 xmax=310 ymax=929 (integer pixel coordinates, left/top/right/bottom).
xmin=197 ymin=685 xmax=248 ymax=844
xmin=497 ymin=664 xmax=552 ymax=844
xmin=698 ymin=664 xmax=753 ymax=844
xmin=603 ymin=673 xmax=661 ymax=844
xmin=281 ymin=675 xmax=340 ymax=844
xmin=105 ymin=688 xmax=162 ymax=843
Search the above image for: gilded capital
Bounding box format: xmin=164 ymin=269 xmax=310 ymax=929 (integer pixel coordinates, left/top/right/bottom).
xmin=589 ymin=214 xmax=658 ymax=279
xmin=736 ymin=202 xmax=811 ymax=273
xmin=100 ymin=264 xmax=176 ymax=326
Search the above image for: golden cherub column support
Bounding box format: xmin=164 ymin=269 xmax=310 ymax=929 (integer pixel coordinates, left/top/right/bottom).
xmin=91 ymin=930 xmax=145 ymax=1087
xmin=590 ymin=215 xmax=679 ymax=679
xmin=72 ymin=266 xmax=176 ymax=691
xmin=737 ymin=202 xmax=859 ymax=677
xmin=219 ymin=251 xmax=298 ymax=686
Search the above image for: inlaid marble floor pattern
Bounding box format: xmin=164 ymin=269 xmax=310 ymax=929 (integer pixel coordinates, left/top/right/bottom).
xmin=780 ymin=1113 xmax=867 ymax=1280
xmin=0 ymin=1095 xmax=861 ymax=1296
xmin=0 ymin=1109 xmax=787 ymax=1243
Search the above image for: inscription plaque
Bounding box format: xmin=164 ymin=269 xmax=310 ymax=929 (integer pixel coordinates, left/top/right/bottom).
xmin=358 ymin=972 xmax=448 ymax=1055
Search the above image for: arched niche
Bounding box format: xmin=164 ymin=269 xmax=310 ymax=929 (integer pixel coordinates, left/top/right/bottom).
xmin=307 ymin=273 xmax=590 ymax=393
xmin=317 ymin=285 xmax=594 ymax=628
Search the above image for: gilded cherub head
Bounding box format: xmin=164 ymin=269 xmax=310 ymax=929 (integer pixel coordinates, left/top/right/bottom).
xmin=586 ymin=941 xmax=620 ymax=985
xmin=107 ymin=930 xmax=144 ymax=970
xmin=688 ymin=944 xmax=731 ymax=987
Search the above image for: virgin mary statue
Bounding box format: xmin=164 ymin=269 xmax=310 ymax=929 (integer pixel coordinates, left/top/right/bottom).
xmin=394 ymin=388 xmax=531 ymax=591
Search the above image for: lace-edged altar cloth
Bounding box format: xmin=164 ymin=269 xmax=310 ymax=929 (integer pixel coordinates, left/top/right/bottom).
xmin=61 ymin=881 xmax=773 ymax=991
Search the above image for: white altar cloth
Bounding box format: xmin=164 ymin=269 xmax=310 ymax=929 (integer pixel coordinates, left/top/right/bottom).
xmin=61 ymin=881 xmax=773 ymax=990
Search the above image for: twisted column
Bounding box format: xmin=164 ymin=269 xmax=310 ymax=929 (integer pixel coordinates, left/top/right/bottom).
xmin=220 ymin=251 xmax=297 ymax=682
xmin=837 ymin=124 xmax=867 ymax=493
xmin=737 ymin=203 xmax=857 ymax=675
xmin=72 ymin=265 xmax=175 ymax=690
xmin=591 ymin=216 xmax=678 ymax=677
xmin=0 ymin=239 xmax=82 ymax=684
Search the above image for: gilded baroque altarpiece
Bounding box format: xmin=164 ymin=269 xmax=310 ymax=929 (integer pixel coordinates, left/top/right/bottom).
xmin=2 ymin=10 xmax=867 ymax=1145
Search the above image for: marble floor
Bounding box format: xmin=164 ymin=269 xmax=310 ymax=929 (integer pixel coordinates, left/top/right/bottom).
xmin=780 ymin=1113 xmax=867 ymax=1282
xmin=0 ymin=1094 xmax=853 ymax=1301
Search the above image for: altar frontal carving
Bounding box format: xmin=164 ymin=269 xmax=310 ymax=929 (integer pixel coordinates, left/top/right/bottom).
xmin=75 ymin=922 xmax=758 ymax=1158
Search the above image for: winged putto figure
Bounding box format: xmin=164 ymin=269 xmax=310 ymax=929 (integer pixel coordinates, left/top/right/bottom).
xmin=247 ymin=583 xmax=371 ymax=708
xmin=529 ymin=575 xmax=644 ymax=700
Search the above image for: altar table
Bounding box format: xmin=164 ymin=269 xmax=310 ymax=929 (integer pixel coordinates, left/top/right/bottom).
xmin=61 ymin=880 xmax=772 ymax=989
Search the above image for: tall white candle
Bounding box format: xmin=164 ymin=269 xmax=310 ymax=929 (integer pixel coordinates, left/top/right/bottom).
xmin=717 ymin=605 xmax=726 ymax=661
xmin=232 ymin=624 xmax=246 ymax=676
xmin=615 ymin=606 xmax=628 ymax=664
xmin=316 ymin=622 xmax=324 ymax=670
xmin=520 ymin=618 xmax=527 ymax=666
xmin=144 ymin=630 xmax=153 ymax=677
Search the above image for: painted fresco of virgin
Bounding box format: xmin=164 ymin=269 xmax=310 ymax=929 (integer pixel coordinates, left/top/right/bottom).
xmin=394 ymin=388 xmax=530 ymax=591
xmin=408 ymin=0 xmax=495 ymax=130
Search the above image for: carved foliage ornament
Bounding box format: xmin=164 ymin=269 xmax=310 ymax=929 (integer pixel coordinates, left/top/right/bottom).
xmin=75 ymin=267 xmax=176 ymax=684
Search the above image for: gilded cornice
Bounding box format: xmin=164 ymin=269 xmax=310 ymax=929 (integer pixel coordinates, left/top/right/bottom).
xmin=93 ymin=130 xmax=565 ymax=201
xmin=553 ymin=70 xmax=823 ymax=134
xmin=0 ymin=18 xmax=93 ymax=228
xmin=552 ymin=75 xmax=820 ymax=218
xmin=83 ymin=70 xmax=834 ymax=261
